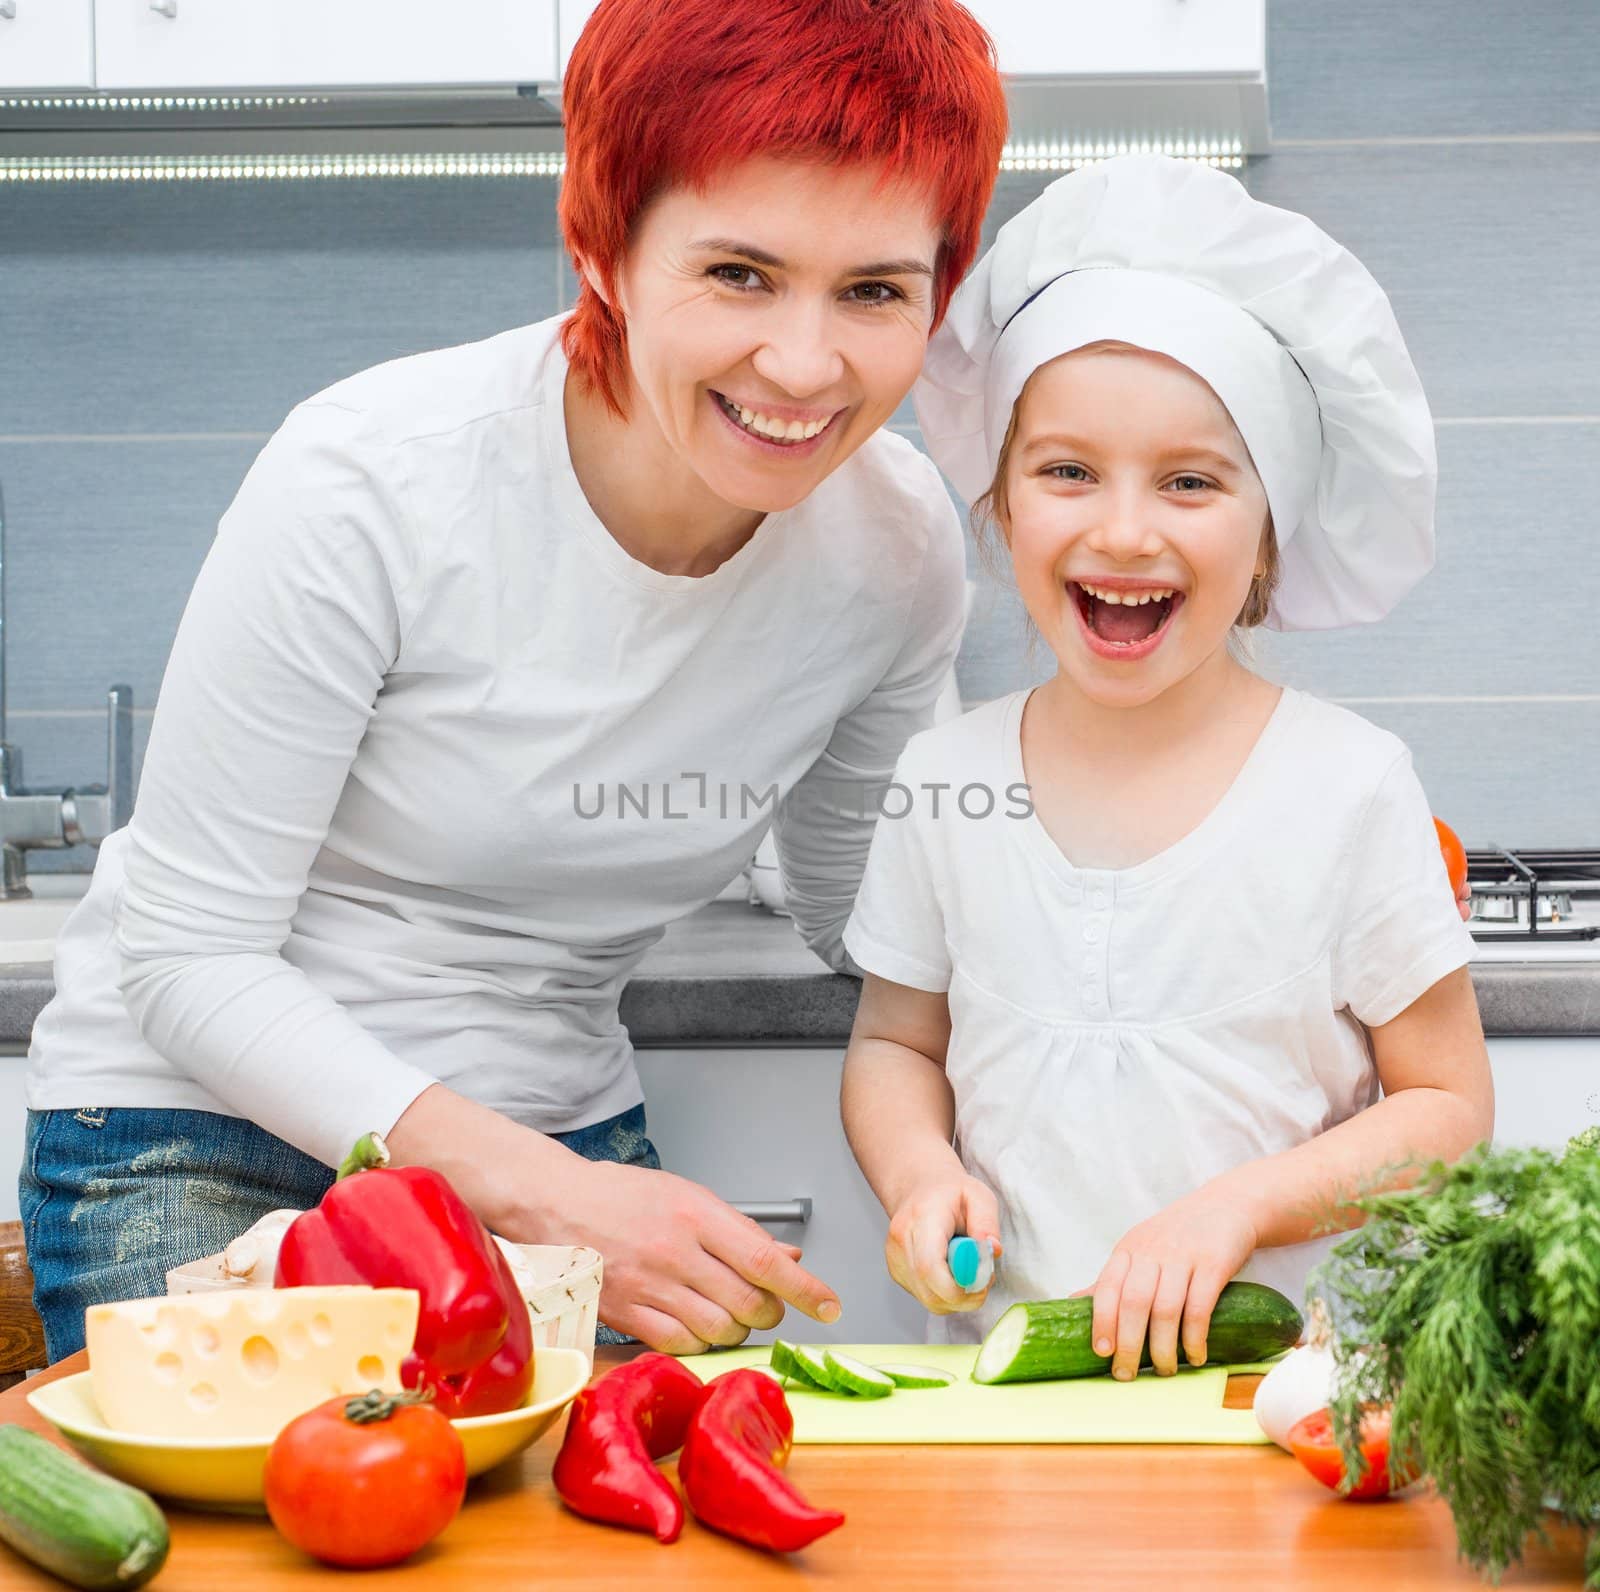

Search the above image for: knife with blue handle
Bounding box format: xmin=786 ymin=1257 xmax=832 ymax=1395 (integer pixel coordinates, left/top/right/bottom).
xmin=947 ymin=1235 xmax=996 ymax=1293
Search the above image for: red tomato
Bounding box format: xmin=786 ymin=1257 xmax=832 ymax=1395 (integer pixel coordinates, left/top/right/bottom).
xmin=264 ymin=1391 xmax=467 ymax=1567
xmin=1288 ymin=1406 xmax=1414 ymax=1501
xmin=1434 ymin=816 xmax=1469 ymax=900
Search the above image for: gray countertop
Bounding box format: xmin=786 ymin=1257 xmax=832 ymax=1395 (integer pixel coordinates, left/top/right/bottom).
xmin=3 ymin=898 xmax=1598 ymax=1048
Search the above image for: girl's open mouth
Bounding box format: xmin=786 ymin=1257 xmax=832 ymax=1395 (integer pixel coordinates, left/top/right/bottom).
xmin=1068 ymin=581 xmax=1185 ymax=661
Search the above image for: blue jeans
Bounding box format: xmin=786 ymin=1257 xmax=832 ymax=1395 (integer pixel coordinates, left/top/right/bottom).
xmin=18 ymin=1103 xmax=660 ymax=1362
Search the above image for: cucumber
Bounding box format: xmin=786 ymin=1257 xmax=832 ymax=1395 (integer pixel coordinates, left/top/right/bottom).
xmin=821 ymin=1352 xmax=894 ymax=1399
xmin=769 ymin=1339 xmax=826 ymax=1390
xmin=874 ymin=1363 xmax=957 ymax=1390
xmin=788 ymin=1343 xmax=840 ymax=1392
xmin=972 ymin=1280 xmax=1303 ymax=1385
xmin=0 ymin=1425 xmax=169 ymax=1590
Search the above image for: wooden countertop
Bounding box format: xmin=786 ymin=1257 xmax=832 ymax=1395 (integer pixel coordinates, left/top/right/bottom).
xmin=0 ymin=1349 xmax=1586 ymax=1588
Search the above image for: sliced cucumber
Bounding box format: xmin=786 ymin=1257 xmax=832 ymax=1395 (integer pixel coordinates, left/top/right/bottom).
xmin=972 ymin=1302 xmax=1038 ymax=1384
xmin=874 ymin=1363 xmax=957 ymax=1390
xmin=822 ymin=1351 xmax=895 ymax=1399
xmin=769 ymin=1339 xmax=826 ymax=1390
xmin=789 ymin=1343 xmax=841 ymax=1392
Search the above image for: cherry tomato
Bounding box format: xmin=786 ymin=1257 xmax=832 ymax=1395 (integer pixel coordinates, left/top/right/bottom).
xmin=1288 ymin=1406 xmax=1414 ymax=1500
xmin=264 ymin=1390 xmax=467 ymax=1567
xmin=1434 ymin=816 xmax=1468 ymax=900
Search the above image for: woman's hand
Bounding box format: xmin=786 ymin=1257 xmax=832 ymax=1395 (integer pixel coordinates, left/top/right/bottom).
xmin=1080 ymin=1189 xmax=1258 ymax=1379
xmin=554 ymin=1160 xmax=841 ymax=1354
xmin=885 ymin=1172 xmax=1003 ymax=1315
xmin=384 ymin=1083 xmax=838 ymax=1355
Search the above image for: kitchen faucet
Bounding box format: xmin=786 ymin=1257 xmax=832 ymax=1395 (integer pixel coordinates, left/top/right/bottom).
xmin=0 ymin=481 xmax=134 ymax=899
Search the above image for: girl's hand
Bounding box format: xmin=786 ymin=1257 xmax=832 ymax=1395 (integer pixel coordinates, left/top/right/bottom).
xmin=885 ymin=1173 xmax=1003 ymax=1315
xmin=1079 ymin=1190 xmax=1258 ymax=1379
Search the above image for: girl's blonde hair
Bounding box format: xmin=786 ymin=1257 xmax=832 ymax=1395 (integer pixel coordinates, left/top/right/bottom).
xmin=970 ymin=347 xmax=1282 ymax=633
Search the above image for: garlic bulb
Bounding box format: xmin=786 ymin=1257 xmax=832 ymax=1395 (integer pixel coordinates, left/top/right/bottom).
xmin=1253 ymin=1296 xmax=1341 ymax=1450
xmin=220 ymin=1208 xmax=304 ymax=1286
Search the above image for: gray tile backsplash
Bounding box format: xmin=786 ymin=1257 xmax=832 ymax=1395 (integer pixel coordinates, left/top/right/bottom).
xmin=0 ymin=1 xmax=1594 ymax=857
xmin=1245 ymin=143 xmax=1600 ymax=420
xmin=0 ymin=438 xmax=261 ymax=708
xmin=1257 ymin=423 xmax=1600 ymax=701
xmin=0 ymin=180 xmax=563 ymax=436
xmin=1267 ymin=0 xmax=1600 ymax=142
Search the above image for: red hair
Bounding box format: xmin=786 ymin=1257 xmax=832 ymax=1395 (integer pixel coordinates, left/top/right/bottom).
xmin=559 ymin=0 xmax=1008 ymax=416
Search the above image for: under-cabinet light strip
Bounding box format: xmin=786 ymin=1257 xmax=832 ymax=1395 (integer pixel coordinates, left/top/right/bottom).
xmin=1 ymin=93 xmax=329 ymax=111
xmin=0 ymin=151 xmax=567 ymax=181
xmin=0 ymin=140 xmax=1244 ymax=184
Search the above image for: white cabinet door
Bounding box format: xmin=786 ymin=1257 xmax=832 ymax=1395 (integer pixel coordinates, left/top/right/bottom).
xmin=1487 ymin=1037 xmax=1600 ymax=1151
xmin=963 ymin=0 xmax=1263 ymax=79
xmin=635 ymin=1048 xmax=927 ymax=1346
xmin=0 ymin=0 xmax=94 ymax=89
xmin=93 ymin=0 xmax=558 ymax=91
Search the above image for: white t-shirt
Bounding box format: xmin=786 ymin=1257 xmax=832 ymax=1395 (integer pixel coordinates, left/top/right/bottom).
xmin=26 ymin=317 xmax=966 ymax=1169
xmin=842 ymin=686 xmax=1475 ymax=1341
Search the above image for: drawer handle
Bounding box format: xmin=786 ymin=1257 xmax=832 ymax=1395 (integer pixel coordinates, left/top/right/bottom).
xmin=0 ymin=4 xmax=16 ymax=21
xmin=733 ymin=1199 xmax=812 ymax=1226
xmin=149 ymin=0 xmax=177 ymax=15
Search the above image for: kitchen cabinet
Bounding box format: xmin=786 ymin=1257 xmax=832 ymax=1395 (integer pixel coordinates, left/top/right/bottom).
xmin=557 ymin=0 xmax=600 ymax=78
xmin=1485 ymin=1035 xmax=1600 ymax=1149
xmin=635 ymin=1047 xmax=926 ymax=1344
xmin=92 ymin=0 xmax=558 ymax=92
xmin=962 ymin=0 xmax=1263 ymax=79
xmin=0 ymin=0 xmax=94 ymax=90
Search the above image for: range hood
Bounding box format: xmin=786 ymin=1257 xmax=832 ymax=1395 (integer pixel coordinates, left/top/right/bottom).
xmin=0 ymin=87 xmax=572 ymax=179
xmin=0 ymin=0 xmax=1266 ymax=181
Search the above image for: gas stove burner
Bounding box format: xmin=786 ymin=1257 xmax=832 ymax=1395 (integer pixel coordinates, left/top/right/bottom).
xmin=1464 ymin=848 xmax=1600 ymax=943
xmin=1470 ymin=889 xmax=1574 ymax=925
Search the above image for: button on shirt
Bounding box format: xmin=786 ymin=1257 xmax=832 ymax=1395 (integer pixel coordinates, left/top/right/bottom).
xmin=843 ymin=688 xmax=1475 ymax=1343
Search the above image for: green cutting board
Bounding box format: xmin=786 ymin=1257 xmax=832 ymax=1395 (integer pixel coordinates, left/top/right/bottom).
xmin=684 ymin=1343 xmax=1277 ymax=1445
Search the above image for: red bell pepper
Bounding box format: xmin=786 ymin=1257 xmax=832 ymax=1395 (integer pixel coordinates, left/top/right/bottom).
xmin=552 ymin=1353 xmax=708 ymax=1543
xmin=275 ymin=1132 xmax=534 ymax=1418
xmin=678 ymin=1370 xmax=844 ymax=1553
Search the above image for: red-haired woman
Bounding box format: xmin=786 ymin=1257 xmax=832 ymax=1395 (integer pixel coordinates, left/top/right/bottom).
xmin=21 ymin=0 xmax=1007 ymax=1357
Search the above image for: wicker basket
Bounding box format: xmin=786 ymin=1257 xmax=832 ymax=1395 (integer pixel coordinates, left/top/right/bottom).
xmin=166 ymin=1236 xmax=604 ymax=1367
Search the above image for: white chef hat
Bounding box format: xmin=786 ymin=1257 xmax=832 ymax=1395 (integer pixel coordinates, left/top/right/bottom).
xmin=914 ymin=154 xmax=1437 ymax=631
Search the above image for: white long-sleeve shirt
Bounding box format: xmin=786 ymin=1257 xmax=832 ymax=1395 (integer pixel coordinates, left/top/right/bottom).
xmin=26 ymin=317 xmax=966 ymax=1169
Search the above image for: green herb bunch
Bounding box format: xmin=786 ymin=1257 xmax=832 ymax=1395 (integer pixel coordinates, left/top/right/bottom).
xmin=1312 ymin=1128 xmax=1600 ymax=1586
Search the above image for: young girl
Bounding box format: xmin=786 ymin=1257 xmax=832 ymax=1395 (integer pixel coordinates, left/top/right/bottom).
xmin=840 ymin=155 xmax=1494 ymax=1376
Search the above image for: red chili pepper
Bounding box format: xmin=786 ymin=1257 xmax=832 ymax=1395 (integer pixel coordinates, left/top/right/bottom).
xmin=678 ymin=1370 xmax=844 ymax=1554
xmin=274 ymin=1132 xmax=534 ymax=1418
xmin=552 ymin=1353 xmax=708 ymax=1543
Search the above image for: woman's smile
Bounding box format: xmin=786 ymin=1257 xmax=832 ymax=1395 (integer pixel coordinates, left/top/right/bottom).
xmin=709 ymin=388 xmax=846 ymax=457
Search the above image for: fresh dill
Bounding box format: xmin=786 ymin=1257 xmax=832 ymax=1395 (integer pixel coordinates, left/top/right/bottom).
xmin=1311 ymin=1128 xmax=1599 ymax=1586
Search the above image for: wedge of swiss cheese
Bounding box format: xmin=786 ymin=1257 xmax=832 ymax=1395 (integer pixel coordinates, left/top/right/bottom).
xmin=86 ymin=1285 xmax=420 ymax=1440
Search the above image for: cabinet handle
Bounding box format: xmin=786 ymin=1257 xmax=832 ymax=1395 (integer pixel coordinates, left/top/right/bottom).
xmin=149 ymin=0 xmax=177 ymax=15
xmin=733 ymin=1199 xmax=812 ymax=1226
xmin=0 ymin=4 xmax=16 ymax=22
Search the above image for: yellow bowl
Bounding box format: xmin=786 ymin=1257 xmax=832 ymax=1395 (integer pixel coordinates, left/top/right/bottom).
xmin=26 ymin=1346 xmax=590 ymax=1514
